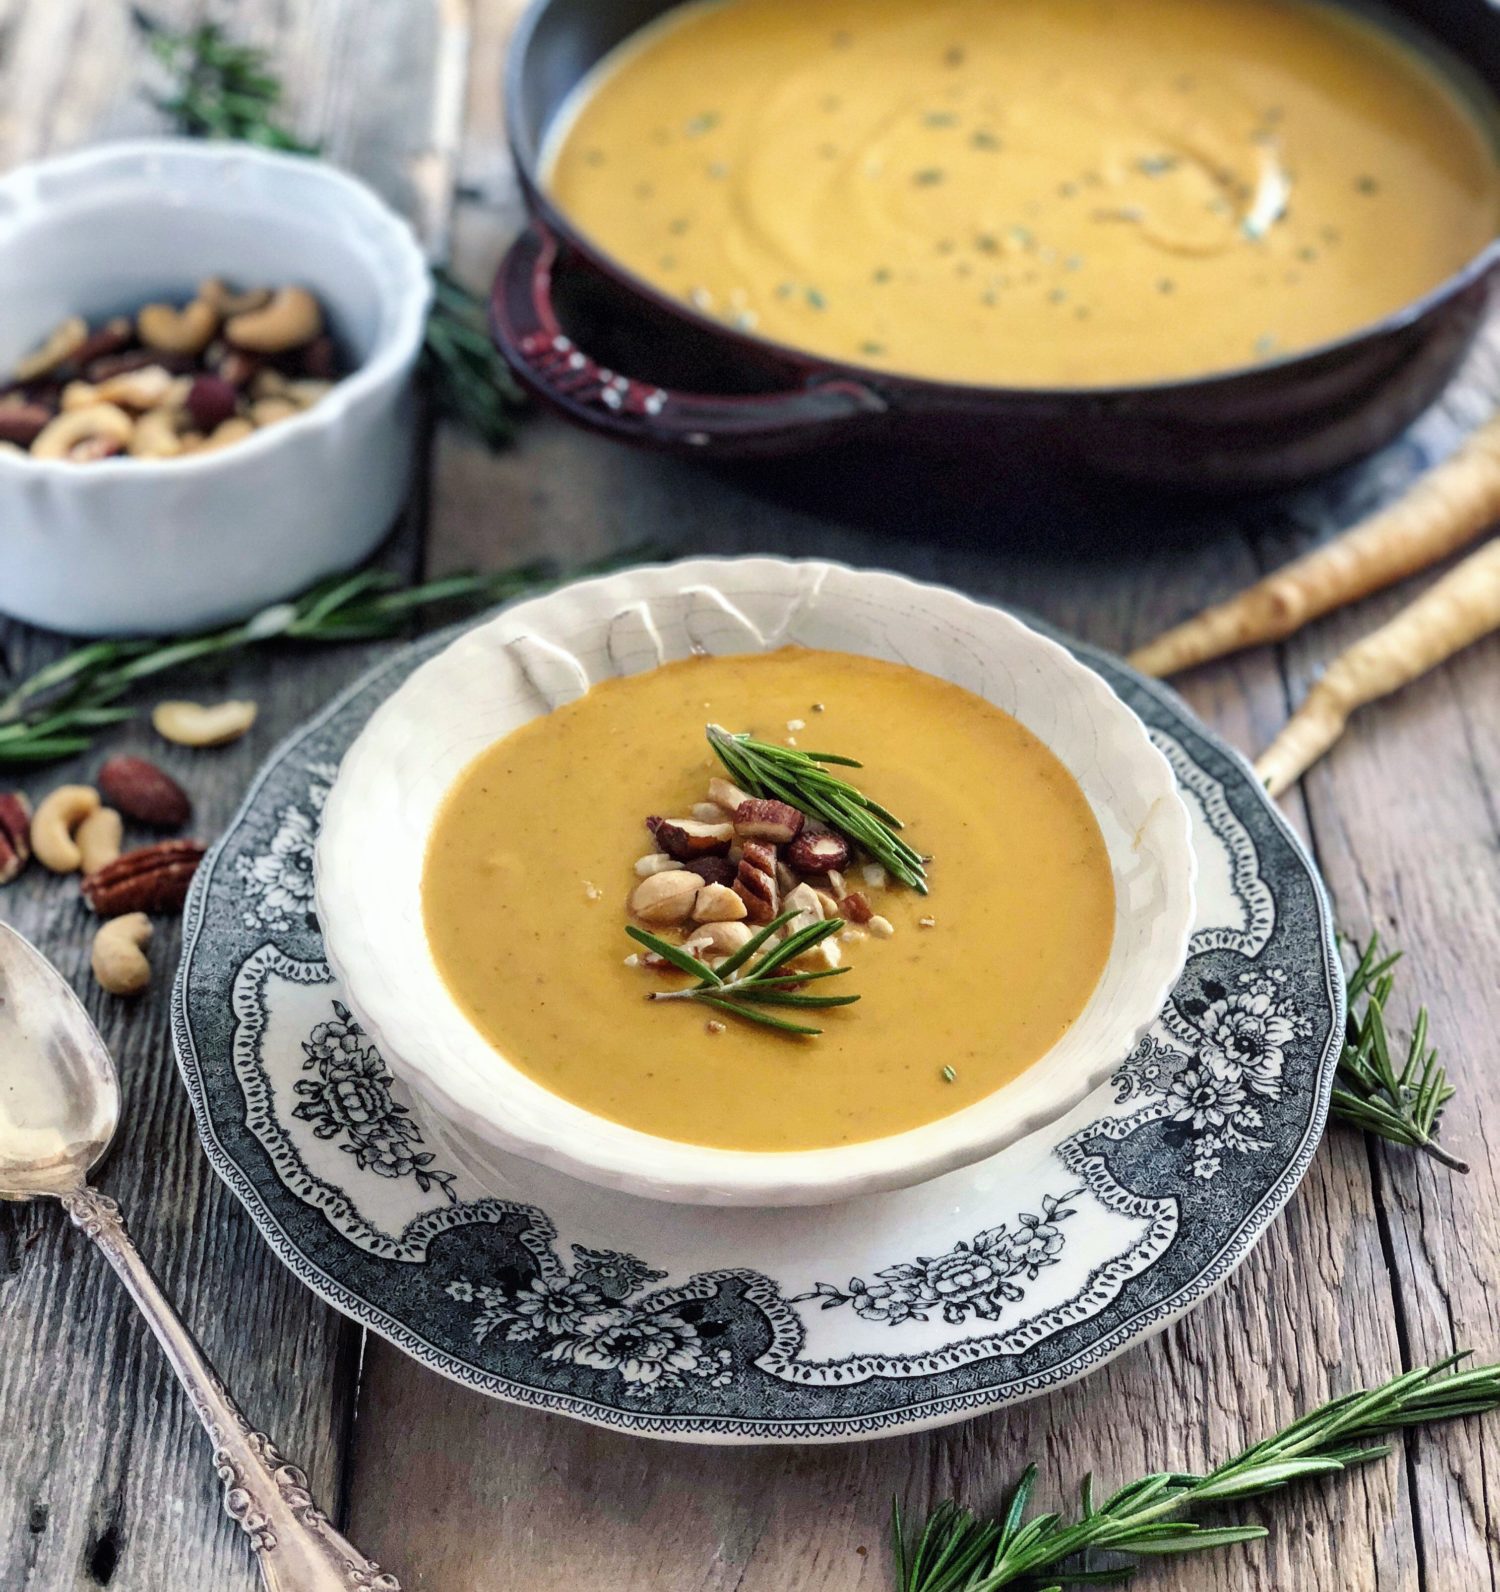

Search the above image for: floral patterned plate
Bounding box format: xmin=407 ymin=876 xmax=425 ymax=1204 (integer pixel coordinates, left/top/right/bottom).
xmin=171 ymin=608 xmax=1343 ymax=1444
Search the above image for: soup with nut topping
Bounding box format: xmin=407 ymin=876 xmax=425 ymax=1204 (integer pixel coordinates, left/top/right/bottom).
xmin=544 ymin=0 xmax=1500 ymax=387
xmin=422 ymin=648 xmax=1114 ymax=1151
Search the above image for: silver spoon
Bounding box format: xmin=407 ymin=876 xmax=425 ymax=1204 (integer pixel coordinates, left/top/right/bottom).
xmin=0 ymin=920 xmax=400 ymax=1592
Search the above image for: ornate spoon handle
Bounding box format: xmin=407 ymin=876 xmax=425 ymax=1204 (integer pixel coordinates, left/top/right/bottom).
xmin=62 ymin=1186 xmax=399 ymax=1592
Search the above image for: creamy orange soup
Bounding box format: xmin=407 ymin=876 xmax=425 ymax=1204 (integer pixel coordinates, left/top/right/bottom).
xmin=422 ymin=649 xmax=1115 ymax=1151
xmin=545 ymin=0 xmax=1500 ymax=387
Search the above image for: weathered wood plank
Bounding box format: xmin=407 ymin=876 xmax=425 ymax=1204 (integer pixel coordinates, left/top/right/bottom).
xmin=0 ymin=4 xmax=451 ymax=1588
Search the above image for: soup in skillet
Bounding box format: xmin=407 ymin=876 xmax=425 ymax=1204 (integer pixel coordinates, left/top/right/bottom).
xmin=422 ymin=649 xmax=1115 ymax=1151
xmin=545 ymin=0 xmax=1500 ymax=387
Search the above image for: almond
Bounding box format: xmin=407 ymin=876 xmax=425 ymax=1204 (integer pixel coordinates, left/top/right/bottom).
xmin=788 ymin=829 xmax=850 ymax=874
xmin=628 ymin=869 xmax=700 ymax=925
xmin=733 ymin=798 xmax=805 ymax=844
xmin=706 ymin=777 xmax=750 ymax=815
xmin=81 ymin=839 xmax=206 ymax=917
xmin=97 ymin=755 xmax=192 ymax=829
xmin=692 ymin=882 xmax=748 ymax=923
xmin=654 ymin=817 xmax=734 ymax=860
xmin=0 ymin=791 xmax=31 ymax=885
xmin=868 ymin=914 xmax=896 ymax=939
xmin=634 ymin=852 xmax=680 ymax=877
xmin=684 ymin=920 xmax=753 ymax=957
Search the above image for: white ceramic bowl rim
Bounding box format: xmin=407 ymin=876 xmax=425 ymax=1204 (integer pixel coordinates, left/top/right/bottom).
xmin=316 ymin=558 xmax=1198 ymax=1205
xmin=0 ymin=138 xmax=431 ymax=484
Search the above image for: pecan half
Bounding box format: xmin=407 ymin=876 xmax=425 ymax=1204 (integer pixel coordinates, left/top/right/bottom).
xmin=733 ymin=840 xmax=780 ymax=924
xmin=81 ymin=839 xmax=206 ymax=917
xmin=788 ymin=828 xmax=850 ymax=874
xmin=97 ymin=755 xmax=191 ymax=829
xmin=0 ymin=792 xmax=32 ymax=885
xmin=733 ymin=798 xmax=805 ymax=844
xmin=654 ymin=817 xmax=734 ymax=860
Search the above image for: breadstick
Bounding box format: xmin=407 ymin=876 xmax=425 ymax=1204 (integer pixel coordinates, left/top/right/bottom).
xmin=1130 ymin=415 xmax=1500 ymax=677
xmin=1255 ymin=537 xmax=1500 ymax=797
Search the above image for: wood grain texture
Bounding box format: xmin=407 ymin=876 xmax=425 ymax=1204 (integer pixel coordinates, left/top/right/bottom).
xmin=2 ymin=1 xmax=1498 ymax=1589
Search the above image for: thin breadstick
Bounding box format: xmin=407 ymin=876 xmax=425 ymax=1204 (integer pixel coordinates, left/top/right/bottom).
xmin=1130 ymin=415 xmax=1500 ymax=677
xmin=1255 ymin=537 xmax=1500 ymax=797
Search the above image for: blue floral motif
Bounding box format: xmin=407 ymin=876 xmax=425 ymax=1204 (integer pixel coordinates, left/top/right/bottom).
xmin=292 ymin=1000 xmax=456 ymax=1202
xmin=791 ymin=1190 xmax=1082 ymax=1326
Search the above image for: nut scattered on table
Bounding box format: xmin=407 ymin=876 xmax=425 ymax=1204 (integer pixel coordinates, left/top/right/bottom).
xmin=98 ymin=755 xmax=192 ymax=829
xmin=91 ymin=912 xmax=153 ymax=996
xmin=2 ymin=281 xmax=345 ymax=464
xmin=81 ymin=839 xmax=207 ymax=917
xmin=0 ymin=792 xmax=32 ymax=885
xmin=76 ymin=807 xmax=124 ymax=876
xmin=152 ymin=698 xmax=258 ymax=748
xmin=29 ymin=784 xmax=101 ymax=873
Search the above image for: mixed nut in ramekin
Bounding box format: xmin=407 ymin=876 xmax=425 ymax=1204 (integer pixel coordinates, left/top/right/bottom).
xmin=0 ymin=139 xmax=431 ymax=636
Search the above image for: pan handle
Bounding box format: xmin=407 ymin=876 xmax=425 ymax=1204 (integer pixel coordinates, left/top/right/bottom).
xmin=490 ymin=221 xmax=889 ymax=451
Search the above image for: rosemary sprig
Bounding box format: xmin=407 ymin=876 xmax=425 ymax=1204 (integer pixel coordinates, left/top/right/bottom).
xmin=0 ymin=549 xmax=652 ymax=767
xmin=133 ymin=13 xmax=527 ymax=449
xmin=1330 ymin=933 xmax=1467 ymax=1173
xmin=706 ymin=725 xmax=928 ymax=892
xmin=627 ymin=908 xmax=860 ymax=1035
xmin=893 ymin=1353 xmax=1500 ymax=1591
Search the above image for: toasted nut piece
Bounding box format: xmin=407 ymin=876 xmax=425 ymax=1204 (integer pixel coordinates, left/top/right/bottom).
xmin=249 ymin=396 xmax=300 ymax=427
xmin=30 ymin=403 xmax=134 ymax=461
xmin=839 ymin=926 xmax=866 ymax=944
xmin=0 ymin=792 xmax=32 ymax=884
xmin=138 ymin=299 xmax=219 ymax=355
xmin=655 ymin=817 xmax=734 ymax=860
xmin=30 ymin=784 xmax=100 ymax=872
xmin=128 ymin=407 xmax=185 ymax=459
xmin=152 ymin=698 xmax=258 ymax=748
xmin=692 ymin=882 xmax=748 ymax=923
xmin=705 ymin=1019 xmax=727 ymax=1035
xmin=77 ymin=807 xmax=124 ymax=875
xmin=706 ymin=776 xmax=751 ymax=815
xmin=199 ymin=278 xmax=274 ymax=318
xmin=98 ymin=756 xmax=192 ymax=828
xmin=868 ymin=914 xmax=896 ymax=939
xmin=783 ymin=881 xmax=825 ymax=935
xmin=684 ymin=920 xmax=752 ymax=957
xmin=91 ymin=912 xmax=153 ymax=996
xmin=250 ymin=368 xmax=292 ymax=400
xmin=284 ymin=378 xmax=334 ymax=408
xmin=226 ymin=286 xmax=323 ymax=353
xmin=84 ymin=364 xmax=179 ymax=411
xmin=775 ymin=859 xmax=798 ymax=894
xmin=839 ymin=890 xmax=874 ymax=924
xmin=813 ymin=888 xmax=840 ymax=918
xmin=70 ymin=317 xmax=134 ymax=368
xmin=734 ymin=798 xmax=805 ymax=844
xmin=691 ymin=802 xmax=726 ymax=823
xmin=634 ymin=852 xmax=680 ymax=877
xmin=685 ymin=856 xmax=735 ymax=887
xmin=733 ymin=841 xmax=779 ymax=924
xmin=919 ymin=915 xmax=937 ymax=928
xmin=184 ymin=373 xmax=240 ymax=433
xmin=826 ymin=868 xmax=847 ymax=897
xmin=81 ymin=839 xmax=206 ymax=916
xmin=14 ymin=316 xmax=88 ymax=382
xmin=0 ymin=399 xmax=52 ymax=448
xmin=861 ymin=863 xmax=889 ymax=890
xmin=197 ymin=417 xmax=257 ymax=453
xmin=788 ymin=829 xmax=850 ymax=874
xmin=86 ymin=346 xmax=197 ymax=383
xmin=629 ymin=869 xmax=701 ymax=925
xmin=215 ymin=348 xmax=262 ymax=389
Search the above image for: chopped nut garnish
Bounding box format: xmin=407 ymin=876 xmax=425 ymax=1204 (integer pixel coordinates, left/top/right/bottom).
xmin=919 ymin=915 xmax=937 ymax=928
xmin=788 ymin=828 xmax=851 ymax=874
xmin=629 ymin=868 xmax=701 ymax=925
xmin=635 ymin=851 xmax=679 ymax=877
xmin=706 ymin=1019 xmax=727 ymax=1035
xmin=786 ymin=717 xmax=806 ymax=732
xmin=734 ymin=798 xmax=805 ymax=843
xmin=655 ymin=816 xmax=735 ymax=860
xmin=693 ymin=881 xmax=748 ymax=922
xmin=707 ymin=776 xmax=751 ymax=815
xmin=583 ymin=880 xmax=602 ymax=901
xmin=691 ymin=801 xmax=725 ymax=822
xmin=861 ymin=862 xmax=889 ymax=890
xmin=868 ymin=914 xmax=896 ymax=938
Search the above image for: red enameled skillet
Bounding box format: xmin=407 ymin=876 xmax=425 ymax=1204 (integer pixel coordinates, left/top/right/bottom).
xmin=492 ymin=0 xmax=1500 ymax=488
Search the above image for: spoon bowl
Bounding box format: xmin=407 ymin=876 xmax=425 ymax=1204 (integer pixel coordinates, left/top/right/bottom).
xmin=0 ymin=920 xmax=119 ymax=1200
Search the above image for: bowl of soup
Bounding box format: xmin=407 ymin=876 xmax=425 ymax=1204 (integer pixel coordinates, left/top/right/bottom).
xmin=315 ymin=559 xmax=1195 ymax=1206
xmin=493 ymin=0 xmax=1500 ymax=486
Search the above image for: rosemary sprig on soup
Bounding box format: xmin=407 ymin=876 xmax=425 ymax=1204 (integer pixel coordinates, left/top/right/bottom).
xmin=421 ymin=648 xmax=1113 ymax=1151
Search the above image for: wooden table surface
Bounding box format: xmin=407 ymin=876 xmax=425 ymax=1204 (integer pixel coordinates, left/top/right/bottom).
xmin=1 ymin=4 xmax=1498 ymax=1589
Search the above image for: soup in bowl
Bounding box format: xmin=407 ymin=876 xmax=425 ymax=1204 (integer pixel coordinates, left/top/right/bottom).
xmin=316 ymin=561 xmax=1195 ymax=1206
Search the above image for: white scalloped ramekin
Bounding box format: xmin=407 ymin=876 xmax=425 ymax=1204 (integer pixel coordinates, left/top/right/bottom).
xmin=0 ymin=139 xmax=431 ymax=635
xmin=316 ymin=559 xmax=1196 ymax=1207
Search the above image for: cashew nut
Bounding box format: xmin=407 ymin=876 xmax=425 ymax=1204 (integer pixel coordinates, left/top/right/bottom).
xmin=91 ymin=912 xmax=153 ymax=997
xmin=195 ymin=417 xmax=256 ymax=453
xmin=30 ymin=784 xmax=101 ymax=872
xmin=152 ymin=698 xmax=258 ymax=748
xmin=284 ymin=379 xmax=335 ymax=409
xmin=226 ymin=286 xmax=323 ymax=353
xmin=198 ymin=278 xmax=273 ymax=318
xmin=128 ymin=407 xmax=185 ymax=459
xmin=62 ymin=363 xmax=180 ymax=413
xmin=137 ymin=298 xmax=219 ymax=356
xmin=249 ymin=396 xmax=300 ymax=428
xmin=76 ymin=806 xmax=124 ymax=876
xmin=30 ymin=404 xmax=135 ymax=462
xmin=14 ymin=315 xmax=88 ymax=381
